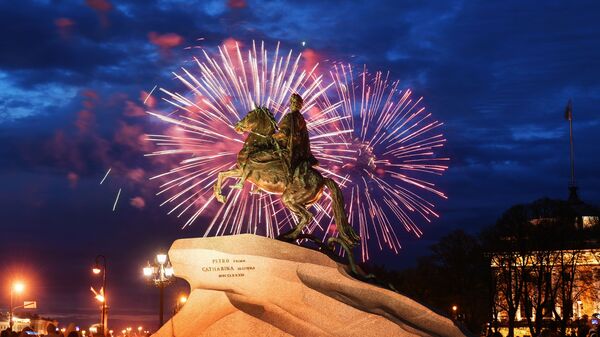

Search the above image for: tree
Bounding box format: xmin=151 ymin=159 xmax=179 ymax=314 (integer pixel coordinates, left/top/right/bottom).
xmin=483 ymin=204 xmax=533 ymax=337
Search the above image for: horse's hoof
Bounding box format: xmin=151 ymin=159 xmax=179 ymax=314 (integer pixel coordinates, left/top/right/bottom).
xmin=215 ymin=194 xmax=227 ymax=203
xmin=339 ymin=231 xmax=360 ymax=248
xmin=277 ymin=228 xmax=300 ymax=242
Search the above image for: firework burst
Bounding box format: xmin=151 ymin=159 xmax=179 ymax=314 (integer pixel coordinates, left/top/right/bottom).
xmin=146 ymin=41 xmax=350 ymax=238
xmin=329 ymin=64 xmax=448 ymax=261
xmin=146 ymin=41 xmax=448 ymax=261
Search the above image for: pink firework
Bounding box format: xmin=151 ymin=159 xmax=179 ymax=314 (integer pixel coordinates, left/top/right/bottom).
xmin=329 ymin=64 xmax=449 ymax=261
xmin=146 ymin=41 xmax=350 ymax=238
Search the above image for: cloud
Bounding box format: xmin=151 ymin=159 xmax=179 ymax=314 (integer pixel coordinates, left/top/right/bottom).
xmin=130 ymin=196 xmax=146 ymax=209
xmin=127 ymin=168 xmax=146 ymax=183
xmin=86 ymin=0 xmax=112 ymax=12
xmin=148 ymin=32 xmax=184 ymax=51
xmin=54 ymin=17 xmax=75 ymax=40
xmin=228 ymin=0 xmax=247 ymax=9
xmin=67 ymin=172 xmax=79 ymax=188
xmin=114 ymin=122 xmax=149 ymax=151
xmin=86 ymin=0 xmax=112 ymax=27
xmin=75 ymin=110 xmax=95 ymax=133
xmin=301 ymin=48 xmax=320 ymax=73
xmin=140 ymin=90 xmax=156 ymax=109
xmin=124 ymin=100 xmax=145 ymax=117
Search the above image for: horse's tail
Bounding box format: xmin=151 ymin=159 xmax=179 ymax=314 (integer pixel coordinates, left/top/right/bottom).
xmin=323 ymin=178 xmax=360 ymax=247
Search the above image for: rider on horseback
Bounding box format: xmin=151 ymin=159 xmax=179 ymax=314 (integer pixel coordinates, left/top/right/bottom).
xmin=274 ymin=93 xmax=319 ymax=181
xmin=232 ymin=93 xmax=318 ymax=189
xmin=214 ymin=94 xmax=359 ymax=248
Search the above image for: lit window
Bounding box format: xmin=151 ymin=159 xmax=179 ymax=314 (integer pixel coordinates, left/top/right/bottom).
xmin=582 ymin=216 xmax=599 ymax=228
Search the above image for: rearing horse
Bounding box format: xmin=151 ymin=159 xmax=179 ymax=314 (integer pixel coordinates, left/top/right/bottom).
xmin=213 ymin=107 xmax=360 ymax=248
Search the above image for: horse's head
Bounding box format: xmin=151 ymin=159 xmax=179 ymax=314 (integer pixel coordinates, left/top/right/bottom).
xmin=235 ymin=107 xmax=277 ymax=136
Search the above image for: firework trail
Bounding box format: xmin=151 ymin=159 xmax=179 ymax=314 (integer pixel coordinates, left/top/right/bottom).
xmin=146 ymin=41 xmax=350 ymax=238
xmin=328 ymin=64 xmax=448 ymax=261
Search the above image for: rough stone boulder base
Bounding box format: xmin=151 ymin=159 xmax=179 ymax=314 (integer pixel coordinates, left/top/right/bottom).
xmin=152 ymin=235 xmax=467 ymax=337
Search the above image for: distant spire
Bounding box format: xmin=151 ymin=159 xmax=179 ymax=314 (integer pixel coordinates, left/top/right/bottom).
xmin=565 ymin=99 xmax=579 ymax=203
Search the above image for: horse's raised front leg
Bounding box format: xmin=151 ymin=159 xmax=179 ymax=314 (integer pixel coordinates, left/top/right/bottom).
xmin=213 ymin=168 xmax=242 ymax=203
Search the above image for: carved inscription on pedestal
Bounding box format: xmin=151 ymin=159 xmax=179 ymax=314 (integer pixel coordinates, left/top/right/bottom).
xmin=201 ymin=258 xmax=255 ymax=278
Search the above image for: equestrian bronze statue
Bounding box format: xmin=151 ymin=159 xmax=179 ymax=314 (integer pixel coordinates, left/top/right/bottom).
xmin=213 ymin=94 xmax=360 ymax=248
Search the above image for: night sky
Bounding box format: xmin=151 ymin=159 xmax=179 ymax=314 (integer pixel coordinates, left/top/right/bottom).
xmin=1 ymin=0 xmax=600 ymax=331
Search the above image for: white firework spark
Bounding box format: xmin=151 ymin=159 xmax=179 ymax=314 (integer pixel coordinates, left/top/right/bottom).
xmin=329 ymin=64 xmax=448 ymax=261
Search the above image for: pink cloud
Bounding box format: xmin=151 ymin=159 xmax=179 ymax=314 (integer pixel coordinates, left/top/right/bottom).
xmin=302 ymin=48 xmax=320 ymax=74
xmin=114 ymin=122 xmax=147 ymax=149
xmin=148 ymin=32 xmax=184 ymax=50
xmin=67 ymin=172 xmax=79 ymax=188
xmin=75 ymin=110 xmax=95 ymax=133
xmin=124 ymin=100 xmax=145 ymax=117
xmin=86 ymin=0 xmax=112 ymax=12
xmin=55 ymin=17 xmax=75 ymax=28
xmin=130 ymin=196 xmax=146 ymax=209
xmin=140 ymin=90 xmax=156 ymax=108
xmin=127 ymin=168 xmax=145 ymax=183
xmin=82 ymin=89 xmax=100 ymax=101
xmin=222 ymin=38 xmax=242 ymax=52
xmin=55 ymin=18 xmax=75 ymax=39
xmin=228 ymin=0 xmax=246 ymax=9
xmin=86 ymin=0 xmax=112 ymax=26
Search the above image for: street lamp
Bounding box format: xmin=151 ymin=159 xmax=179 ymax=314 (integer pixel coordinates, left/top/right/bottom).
xmin=174 ymin=295 xmax=187 ymax=313
xmin=9 ymin=281 xmax=25 ymax=330
xmin=92 ymin=255 xmax=108 ymax=336
xmin=142 ymin=253 xmax=175 ymax=328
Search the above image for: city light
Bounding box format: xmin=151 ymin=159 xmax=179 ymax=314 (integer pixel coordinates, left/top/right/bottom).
xmin=9 ymin=280 xmax=27 ymax=329
xmin=143 ymin=263 xmax=154 ymax=277
xmin=165 ymin=265 xmax=174 ymax=277
xmin=13 ymin=282 xmax=25 ymax=293
xmin=92 ymin=255 xmax=108 ymax=334
xmin=143 ymin=253 xmax=175 ymax=327
xmin=156 ymin=254 xmax=167 ymax=264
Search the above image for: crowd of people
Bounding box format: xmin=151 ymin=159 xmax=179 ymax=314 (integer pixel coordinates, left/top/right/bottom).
xmin=1 ymin=324 xmax=79 ymax=337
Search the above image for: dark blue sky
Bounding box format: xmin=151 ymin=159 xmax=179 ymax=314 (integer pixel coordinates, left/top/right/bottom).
xmin=1 ymin=0 xmax=599 ymax=331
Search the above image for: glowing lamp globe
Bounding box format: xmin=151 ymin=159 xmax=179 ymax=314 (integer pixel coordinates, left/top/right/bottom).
xmin=13 ymin=282 xmax=25 ymax=293
xmin=156 ymin=254 xmax=167 ymax=264
xmin=143 ymin=264 xmax=153 ymax=277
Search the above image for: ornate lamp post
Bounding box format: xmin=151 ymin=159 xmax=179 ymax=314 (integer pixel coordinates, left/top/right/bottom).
xmin=143 ymin=253 xmax=174 ymax=327
xmin=92 ymin=255 xmax=108 ymax=335
xmin=9 ymin=281 xmax=25 ymax=330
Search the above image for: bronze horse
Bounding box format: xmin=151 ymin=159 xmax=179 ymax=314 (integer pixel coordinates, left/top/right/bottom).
xmin=213 ymin=107 xmax=360 ymax=248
